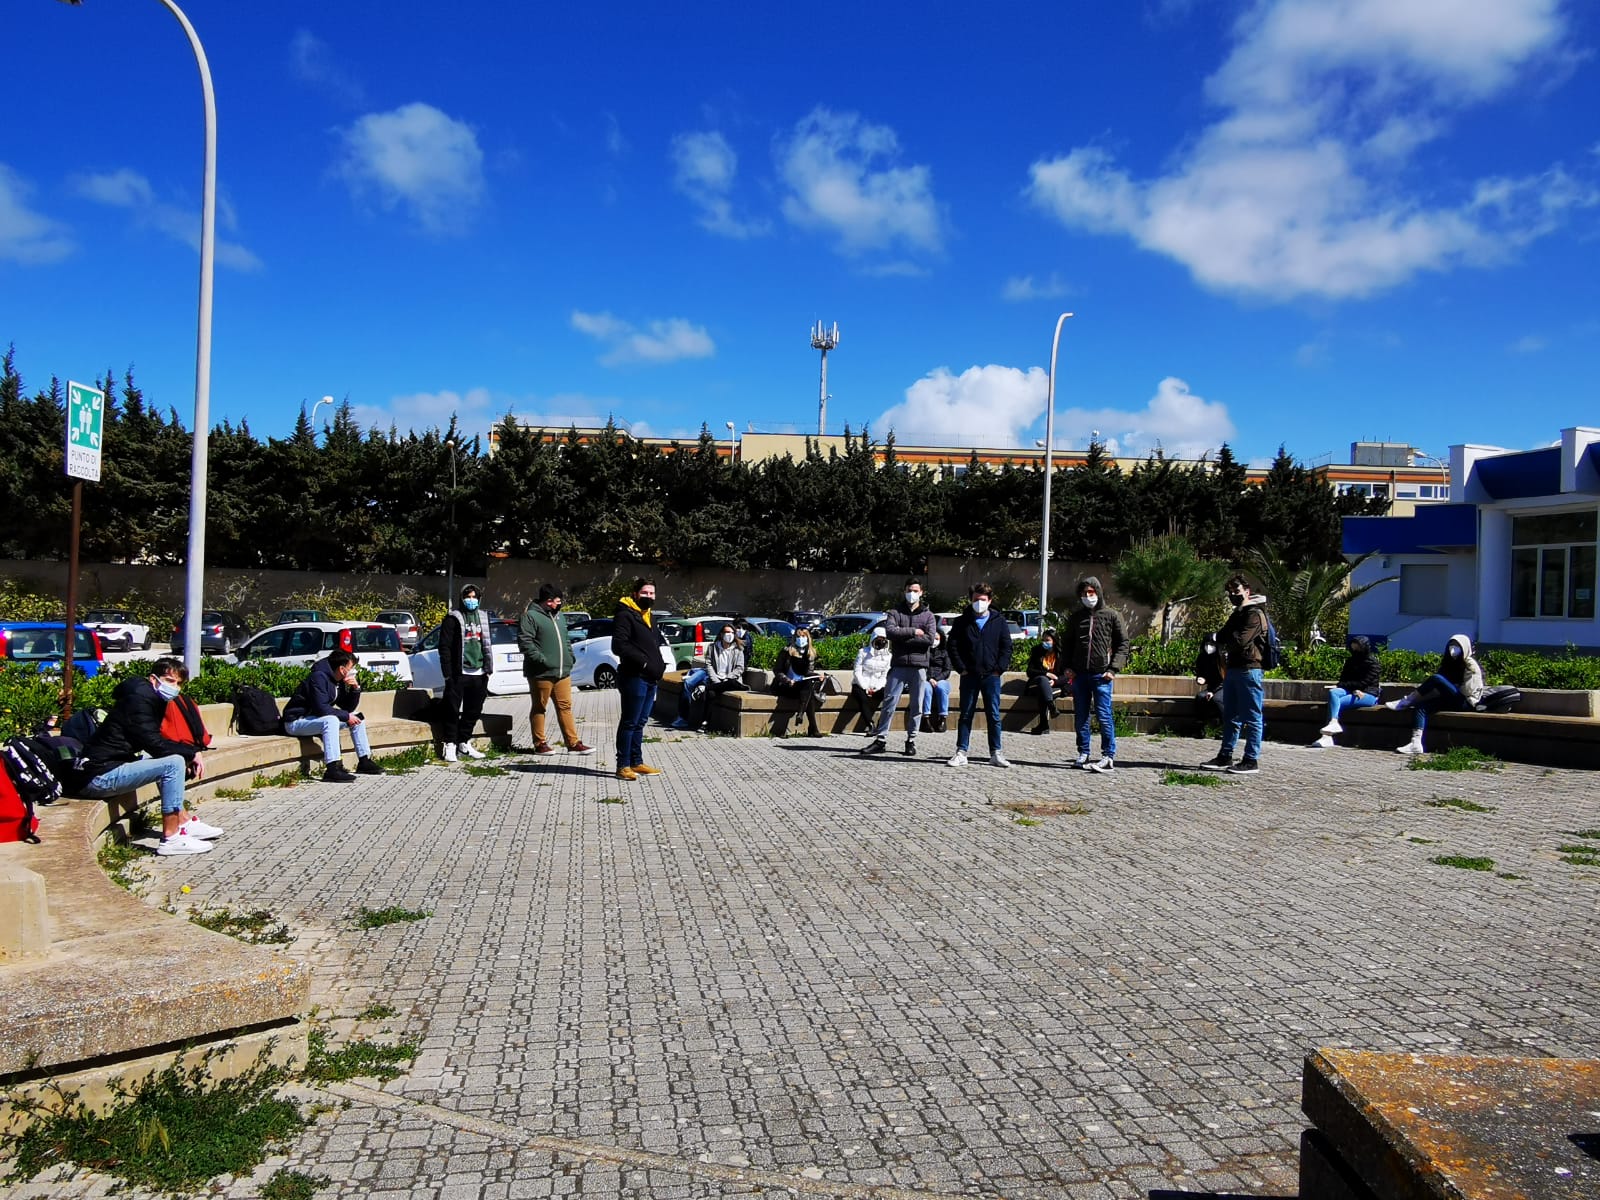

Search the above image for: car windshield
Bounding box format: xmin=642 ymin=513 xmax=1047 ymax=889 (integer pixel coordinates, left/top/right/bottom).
xmin=339 ymin=627 xmax=402 ymax=652
xmin=376 ymin=612 xmax=413 ymax=624
xmin=84 ymin=610 xmax=123 ymax=622
xmin=5 ymin=629 xmax=97 ymax=659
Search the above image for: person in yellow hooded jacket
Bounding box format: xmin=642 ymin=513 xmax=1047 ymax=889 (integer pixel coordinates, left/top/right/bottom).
xmin=611 ymin=577 xmax=667 ymax=782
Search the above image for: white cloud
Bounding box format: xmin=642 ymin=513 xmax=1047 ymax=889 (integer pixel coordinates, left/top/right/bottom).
xmin=289 ymin=29 xmax=366 ymax=107
xmin=1050 ymin=377 xmax=1236 ymax=459
xmin=0 ymin=164 xmax=73 ymax=264
xmin=670 ymin=130 xmax=770 ymax=238
xmin=777 ymin=107 xmax=943 ymax=259
xmin=1002 ymin=272 xmax=1074 ymax=302
xmin=1026 ymin=0 xmax=1592 ymax=300
xmin=1508 ymin=333 xmax=1548 ymax=353
xmin=71 ymin=167 xmax=263 ymax=271
xmin=350 ymin=386 xmax=497 ymax=442
xmin=571 ymin=310 xmax=716 ymax=366
xmin=334 ymin=102 xmax=485 ymax=235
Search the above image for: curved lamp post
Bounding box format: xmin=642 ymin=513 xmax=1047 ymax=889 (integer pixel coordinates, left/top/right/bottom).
xmin=444 ymin=439 xmax=459 ymax=603
xmin=311 ymin=395 xmax=334 ymax=442
xmin=1040 ymin=313 xmax=1074 ymax=621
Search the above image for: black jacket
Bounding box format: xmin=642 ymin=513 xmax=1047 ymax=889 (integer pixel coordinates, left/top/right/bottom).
xmin=283 ymin=657 xmax=360 ymax=723
xmin=926 ymin=642 xmax=952 ymax=683
xmin=82 ymin=676 xmax=201 ymax=778
xmin=947 ymin=606 xmax=1014 ymax=677
xmin=612 ymin=601 xmax=666 ymax=682
xmin=439 ymin=608 xmax=492 ymax=680
xmin=1063 ymin=606 xmax=1129 ymax=677
xmin=1336 ymin=645 xmax=1382 ymax=694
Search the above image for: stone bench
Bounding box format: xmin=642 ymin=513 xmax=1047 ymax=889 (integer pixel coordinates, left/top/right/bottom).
xmin=1299 ymin=1047 xmax=1599 ymax=1199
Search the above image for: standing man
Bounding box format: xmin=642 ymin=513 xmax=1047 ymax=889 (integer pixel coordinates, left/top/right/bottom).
xmin=1062 ymin=575 xmax=1129 ymax=773
xmin=945 ymin=582 xmax=1013 ymax=769
xmin=519 ymin=582 xmax=594 ymax=756
xmin=1202 ymin=574 xmax=1270 ymax=775
xmin=439 ymin=583 xmax=491 ymax=762
xmin=862 ymin=577 xmax=939 ymax=757
xmin=282 ymin=649 xmax=387 ymax=781
xmin=612 ymin=577 xmax=667 ymax=781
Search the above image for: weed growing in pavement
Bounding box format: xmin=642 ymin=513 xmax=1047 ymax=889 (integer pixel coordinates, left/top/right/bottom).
xmin=1201 ymin=722 xmax=1222 ymax=740
xmin=1012 ymin=816 xmax=1041 ymax=827
xmin=598 ymin=795 xmax=626 ymax=805
xmin=1431 ymin=854 xmax=1496 ymax=872
xmin=1407 ymin=746 xmax=1502 ymax=772
xmin=1002 ymin=799 xmax=1092 ymax=817
xmin=356 ymin=1002 xmax=398 ymax=1021
xmin=252 ymin=768 xmax=303 ymax=789
xmin=643 ymin=735 xmax=663 ymax=743
xmin=375 ymin=745 xmax=432 ymax=773
xmin=1110 ymin=705 xmax=1139 ymax=738
xmin=352 ymin=904 xmax=430 ymax=930
xmin=186 ymin=905 xmax=293 ymax=945
xmin=97 ymin=838 xmax=150 ymax=892
xmin=1424 ymin=797 xmax=1497 ymax=813
xmin=211 ymin=785 xmax=256 ymax=800
xmin=1407 ymin=836 xmax=1439 ymax=844
xmin=462 ymin=763 xmax=508 ymax=778
xmin=303 ymin=1028 xmax=418 ymax=1083
xmin=1556 ymin=844 xmax=1600 ymax=868
xmin=1565 ymin=828 xmax=1600 ymax=840
xmin=1497 ymin=872 xmax=1528 ymax=880
xmin=261 ymin=1168 xmax=333 ymax=1200
xmin=0 ymin=1050 xmax=305 ymax=1195
xmin=1160 ymin=770 xmax=1223 ymax=788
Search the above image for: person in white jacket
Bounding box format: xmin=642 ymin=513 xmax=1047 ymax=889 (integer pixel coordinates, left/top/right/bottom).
xmin=1385 ymin=632 xmax=1484 ymax=756
xmin=850 ymin=626 xmax=892 ymax=733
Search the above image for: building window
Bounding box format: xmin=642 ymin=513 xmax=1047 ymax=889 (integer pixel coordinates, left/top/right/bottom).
xmin=1399 ymin=564 xmax=1449 ymax=615
xmin=1510 ymin=510 xmax=1597 ymax=619
xmin=1337 ymin=481 xmax=1390 ymax=498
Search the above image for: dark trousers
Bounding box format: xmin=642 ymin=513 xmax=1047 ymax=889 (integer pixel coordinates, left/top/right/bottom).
xmin=617 ymin=675 xmax=658 ymax=768
xmin=444 ymin=673 xmax=489 ymax=745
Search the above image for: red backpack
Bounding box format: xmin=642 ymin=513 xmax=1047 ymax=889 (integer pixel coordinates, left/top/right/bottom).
xmin=0 ymin=764 xmax=40 ymax=844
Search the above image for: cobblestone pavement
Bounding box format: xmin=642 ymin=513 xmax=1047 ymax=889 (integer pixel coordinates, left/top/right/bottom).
xmin=13 ymin=692 xmax=1600 ymax=1199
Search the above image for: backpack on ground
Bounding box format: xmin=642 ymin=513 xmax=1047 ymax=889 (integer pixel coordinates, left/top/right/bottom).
xmin=1261 ymin=618 xmax=1284 ymax=671
xmin=27 ymin=734 xmax=87 ymax=789
xmin=0 ymin=767 xmax=40 ymax=844
xmin=1475 ymin=685 xmax=1522 ymax=713
xmin=230 ymin=685 xmax=284 ymax=736
xmin=2 ymin=735 xmax=64 ymax=808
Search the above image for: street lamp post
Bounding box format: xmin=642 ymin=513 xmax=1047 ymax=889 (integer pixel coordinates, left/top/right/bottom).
xmin=725 ymin=421 xmax=736 ymax=463
xmin=444 ymin=439 xmax=458 ymax=604
xmin=311 ymin=394 xmax=334 ymax=442
xmin=1040 ymin=313 xmax=1074 ymax=620
xmin=58 ymin=0 xmax=217 ymax=669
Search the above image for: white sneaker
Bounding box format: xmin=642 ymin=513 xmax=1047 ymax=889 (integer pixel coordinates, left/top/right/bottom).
xmin=441 ymin=743 xmax=458 ymax=763
xmin=1308 ymin=735 xmax=1335 ymax=749
xmin=946 ymin=750 xmax=968 ymax=767
xmin=990 ymin=753 xmax=1013 ymax=769
xmin=1396 ymin=739 xmax=1425 ymax=756
xmin=178 ymin=817 xmax=224 ymax=840
xmin=1320 ymin=720 xmax=1343 ymax=735
xmin=458 ymin=742 xmax=486 ymax=760
xmin=157 ymin=832 xmax=213 ymax=856
xmin=1383 ymin=700 xmax=1402 ymax=711
xmin=1089 ymin=757 xmax=1114 ymax=773
xmin=1073 ymin=752 xmax=1090 ymax=769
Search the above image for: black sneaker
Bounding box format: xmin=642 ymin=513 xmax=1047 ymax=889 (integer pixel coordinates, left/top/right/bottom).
xmin=860 ymin=739 xmax=888 ymax=755
xmin=355 ymin=756 xmax=386 ymax=776
xmin=1226 ymin=758 xmax=1259 ymax=775
xmin=1199 ymin=754 xmax=1233 ymax=770
xmin=901 ymin=741 xmax=916 ymax=757
xmin=323 ymin=763 xmax=358 ymax=783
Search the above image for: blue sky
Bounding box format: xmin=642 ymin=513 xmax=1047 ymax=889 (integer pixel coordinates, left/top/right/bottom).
xmin=4 ymin=0 xmax=1596 ymax=465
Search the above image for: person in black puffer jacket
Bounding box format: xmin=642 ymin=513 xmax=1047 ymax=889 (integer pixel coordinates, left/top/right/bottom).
xmin=612 ymin=577 xmax=668 ymax=781
xmin=920 ymin=627 xmax=953 ymax=733
xmin=1310 ymin=635 xmax=1383 ymax=748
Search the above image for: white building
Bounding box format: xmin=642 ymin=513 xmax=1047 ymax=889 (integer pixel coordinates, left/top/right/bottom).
xmin=1344 ymin=427 xmax=1600 ymax=653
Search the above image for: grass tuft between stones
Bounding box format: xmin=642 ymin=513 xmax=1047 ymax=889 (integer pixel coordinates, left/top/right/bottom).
xmin=261 ymin=1168 xmax=333 ymax=1199
xmin=1430 ymin=854 xmax=1496 ymax=872
xmin=303 ymin=1028 xmax=419 ymax=1083
xmin=1406 ymin=746 xmax=1502 ymax=773
xmin=1423 ymin=796 xmax=1496 ymax=812
xmin=185 ymin=905 xmax=293 ymax=945
xmin=352 ymin=904 xmax=431 ymax=930
xmin=1160 ymin=770 xmax=1223 ymax=788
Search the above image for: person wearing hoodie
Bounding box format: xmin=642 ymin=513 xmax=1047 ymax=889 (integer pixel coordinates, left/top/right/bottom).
xmin=1201 ymin=574 xmax=1271 ymax=774
xmin=1309 ymin=635 xmax=1383 ymax=748
xmin=438 ymin=583 xmax=492 ymax=762
xmin=945 ymin=581 xmax=1014 ymax=769
xmin=519 ymin=582 xmax=594 ymax=756
xmin=611 ymin=577 xmax=668 ymax=781
xmin=771 ymin=629 xmax=826 ymax=737
xmin=919 ymin=627 xmax=953 ymax=733
xmin=1062 ymin=576 xmax=1129 ymax=772
xmin=1385 ymin=633 xmax=1483 ymax=756
xmin=1023 ymin=630 xmax=1067 ymax=735
xmin=862 ymin=578 xmax=939 ymax=757
xmin=850 ymin=626 xmax=892 ymax=732
xmin=674 ymin=622 xmax=747 ymax=730
xmin=1193 ymin=630 xmax=1224 ymax=716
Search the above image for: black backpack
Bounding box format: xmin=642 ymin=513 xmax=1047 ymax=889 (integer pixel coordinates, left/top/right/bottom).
xmin=2 ymin=736 xmax=64 ymax=807
xmin=1261 ymin=617 xmax=1284 ymax=670
xmin=230 ymin=685 xmax=284 ymax=736
xmin=61 ymin=707 xmax=103 ymax=743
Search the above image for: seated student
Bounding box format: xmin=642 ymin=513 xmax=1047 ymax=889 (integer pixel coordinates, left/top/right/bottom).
xmin=771 ymin=629 xmax=826 ymax=737
xmin=76 ymin=656 xmax=219 ymax=856
xmin=282 ymin=650 xmax=387 ymax=782
xmin=1024 ymin=630 xmax=1068 ymax=734
xmin=1385 ymin=633 xmax=1483 ymax=756
xmin=850 ymin=626 xmax=892 ymax=732
xmin=920 ymin=628 xmax=952 ymax=733
xmin=1193 ymin=630 xmax=1225 ymax=716
xmin=1310 ymin=635 xmax=1382 ymax=748
xmin=674 ymin=622 xmax=747 ymax=729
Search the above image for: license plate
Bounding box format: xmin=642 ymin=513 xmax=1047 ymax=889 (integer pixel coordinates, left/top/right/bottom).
xmin=372 ymin=661 xmax=397 ymax=672
xmin=506 ymin=653 xmax=523 ymax=665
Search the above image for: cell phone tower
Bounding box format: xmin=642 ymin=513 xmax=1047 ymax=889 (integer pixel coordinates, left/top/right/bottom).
xmin=811 ymin=320 xmax=840 ymax=435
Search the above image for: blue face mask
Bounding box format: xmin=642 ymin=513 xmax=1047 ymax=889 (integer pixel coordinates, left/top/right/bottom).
xmin=463 ymin=598 xmax=479 ymax=612
xmin=156 ymin=680 xmax=181 ymax=701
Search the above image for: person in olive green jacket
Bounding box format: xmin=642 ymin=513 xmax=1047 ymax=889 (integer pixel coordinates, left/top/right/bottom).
xmin=518 ymin=582 xmax=594 ymax=756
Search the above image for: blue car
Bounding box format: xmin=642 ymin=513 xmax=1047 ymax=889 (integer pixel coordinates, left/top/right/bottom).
xmin=0 ymin=622 xmax=107 ymax=677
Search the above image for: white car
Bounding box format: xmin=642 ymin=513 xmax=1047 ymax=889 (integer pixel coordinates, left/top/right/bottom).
xmin=408 ymin=619 xmax=529 ymax=696
xmin=81 ymin=609 xmax=152 ymax=652
xmin=225 ymin=621 xmax=413 ymax=682
xmin=571 ymin=635 xmax=675 ymax=689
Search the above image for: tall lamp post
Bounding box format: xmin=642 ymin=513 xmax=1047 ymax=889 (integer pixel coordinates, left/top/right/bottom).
xmin=443 ymin=439 xmax=458 ymax=604
xmin=58 ymin=0 xmax=217 ymax=669
xmin=725 ymin=421 xmax=737 ymax=463
xmin=311 ymin=394 xmax=334 ymax=442
xmin=1039 ymin=313 xmax=1074 ymax=620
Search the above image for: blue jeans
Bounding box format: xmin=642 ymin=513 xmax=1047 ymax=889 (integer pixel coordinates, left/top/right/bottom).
xmin=676 ymin=668 xmax=709 ymax=721
xmin=1220 ymin=669 xmax=1264 ymax=762
xmin=1412 ymin=674 xmax=1467 ymax=731
xmin=921 ymin=678 xmax=950 ymax=717
xmin=1326 ymin=688 xmax=1378 ymax=723
xmin=617 ymin=674 xmax=657 ymax=768
xmin=956 ymin=673 xmax=1004 ymax=755
xmin=285 ymin=714 xmax=372 ymax=763
xmin=872 ymin=666 xmax=927 ymax=739
xmin=1072 ymin=673 xmax=1116 ymax=758
xmin=81 ymin=754 xmax=188 ymax=816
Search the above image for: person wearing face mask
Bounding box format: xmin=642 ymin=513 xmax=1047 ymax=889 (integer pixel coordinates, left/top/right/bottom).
xmin=851 ymin=626 xmax=893 ymax=733
xmin=1062 ymin=576 xmax=1129 ymax=772
xmin=519 ymin=582 xmax=594 ymax=756
xmin=283 ymin=649 xmax=387 ymax=783
xmin=920 ymin=627 xmax=953 ymax=734
xmin=438 ymin=584 xmax=493 ymax=762
xmin=674 ymin=623 xmax=747 ymax=730
xmin=1192 ymin=630 xmax=1225 ymax=717
xmin=1384 ymin=633 xmax=1482 ymax=756
xmin=862 ymin=578 xmax=940 ymax=757
xmin=612 ymin=577 xmax=669 ymax=781
xmin=1023 ymin=629 xmax=1067 ymax=735
xmin=772 ymin=630 xmax=826 ymax=737
xmin=1308 ymin=635 xmax=1382 ymax=749
xmin=77 ymin=656 xmax=218 ymax=855
xmin=945 ymin=582 xmax=1014 ymax=769
xmin=1201 ymin=574 xmax=1271 ymax=774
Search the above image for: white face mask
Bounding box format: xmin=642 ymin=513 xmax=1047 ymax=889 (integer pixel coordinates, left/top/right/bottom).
xmin=905 ymin=590 xmax=921 ymax=606
xmin=1082 ymin=594 xmax=1099 ymax=609
xmin=721 ymin=632 xmax=734 ymax=644
xmin=156 ymin=680 xmax=181 ymax=701
xmin=972 ymin=599 xmax=990 ymax=614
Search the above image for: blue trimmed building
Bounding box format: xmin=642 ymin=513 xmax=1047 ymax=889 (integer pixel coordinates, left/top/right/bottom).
xmin=1343 ymin=428 xmax=1600 ymax=653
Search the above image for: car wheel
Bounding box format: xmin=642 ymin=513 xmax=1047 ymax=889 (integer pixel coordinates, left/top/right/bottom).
xmin=142 ymin=634 xmax=152 ymax=650
xmin=593 ymin=664 xmax=617 ymax=689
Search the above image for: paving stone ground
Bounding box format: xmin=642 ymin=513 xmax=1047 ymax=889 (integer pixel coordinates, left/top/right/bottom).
xmin=10 ymin=691 xmax=1599 ymax=1199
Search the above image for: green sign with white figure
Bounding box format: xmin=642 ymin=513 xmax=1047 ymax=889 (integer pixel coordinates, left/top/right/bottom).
xmin=66 ymin=380 xmax=104 ymax=482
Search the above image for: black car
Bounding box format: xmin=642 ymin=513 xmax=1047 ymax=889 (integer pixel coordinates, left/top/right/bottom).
xmin=786 ymin=609 xmax=826 ymax=629
xmin=170 ymin=609 xmax=252 ymax=655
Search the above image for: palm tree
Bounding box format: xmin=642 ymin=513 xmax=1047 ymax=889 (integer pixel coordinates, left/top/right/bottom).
xmin=1246 ymin=545 xmax=1397 ymax=651
xmin=1112 ymin=535 xmax=1230 ymax=644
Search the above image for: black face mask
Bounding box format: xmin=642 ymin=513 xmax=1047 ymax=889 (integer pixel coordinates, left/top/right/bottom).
xmin=637 ymin=597 xmax=654 ymax=611
xmin=1228 ymin=594 xmax=1244 ymax=607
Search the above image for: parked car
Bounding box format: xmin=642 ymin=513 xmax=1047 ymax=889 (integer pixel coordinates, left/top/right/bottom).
xmin=571 ymin=634 xmax=675 ymax=690
xmin=0 ymin=622 xmax=106 ymax=677
xmin=568 ymin=617 xmax=612 ymax=643
xmin=1004 ymin=609 xmax=1045 ymax=638
xmin=745 ymin=617 xmax=798 ymax=640
xmin=786 ymin=609 xmax=826 ymax=629
xmin=276 ymin=609 xmax=331 ymax=624
xmin=408 ymin=619 xmax=528 ymax=696
xmin=170 ymin=610 xmax=251 ymax=655
xmin=655 ymin=615 xmax=734 ymax=670
xmin=80 ymin=608 xmax=152 ymax=651
xmin=931 ymin=611 xmax=961 ymax=636
xmin=375 ymin=609 xmax=422 ymax=650
xmin=224 ymin=621 xmax=413 ymax=682
xmin=560 ymin=610 xmax=591 ymax=633
xmin=814 ymin=612 xmax=888 ymax=638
